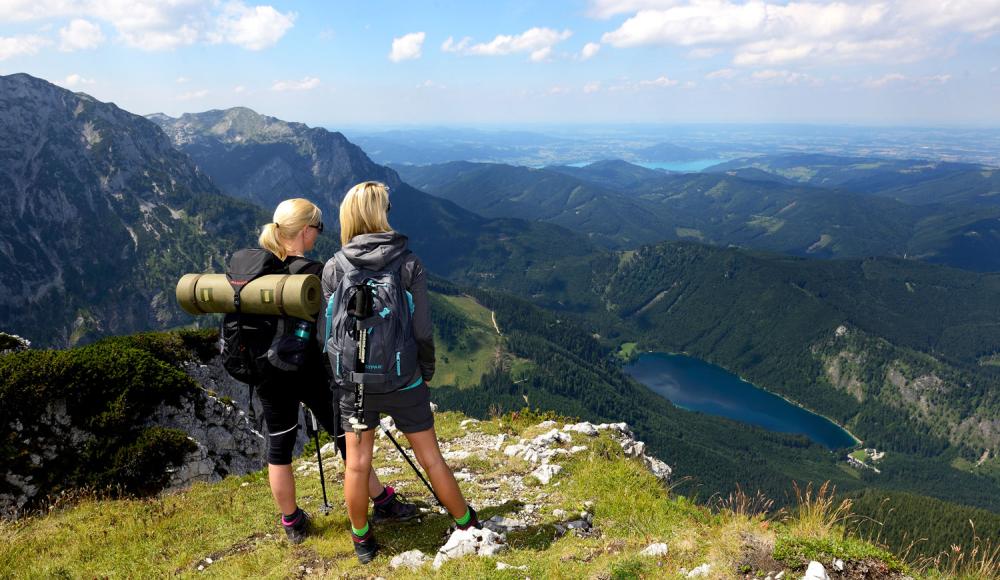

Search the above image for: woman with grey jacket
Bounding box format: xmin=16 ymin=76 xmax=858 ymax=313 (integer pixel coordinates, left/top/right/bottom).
xmin=320 ymin=181 xmax=480 ymax=564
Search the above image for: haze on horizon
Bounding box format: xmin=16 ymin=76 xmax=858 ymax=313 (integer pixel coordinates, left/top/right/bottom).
xmin=1 ymin=0 xmax=998 ymax=127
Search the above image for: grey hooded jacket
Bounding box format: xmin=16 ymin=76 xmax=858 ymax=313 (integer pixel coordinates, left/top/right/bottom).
xmin=319 ymin=231 xmax=435 ymax=385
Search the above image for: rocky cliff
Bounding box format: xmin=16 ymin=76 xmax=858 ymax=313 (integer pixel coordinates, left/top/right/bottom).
xmin=0 ymin=74 xmax=265 ymax=347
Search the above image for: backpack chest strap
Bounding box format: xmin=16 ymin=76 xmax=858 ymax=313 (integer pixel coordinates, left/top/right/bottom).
xmin=348 ymin=371 xmax=387 ymax=385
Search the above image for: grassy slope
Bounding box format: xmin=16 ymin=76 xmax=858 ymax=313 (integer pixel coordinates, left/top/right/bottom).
xmin=0 ymin=411 xmax=930 ymax=579
xmin=430 ymin=293 xmax=502 ymax=390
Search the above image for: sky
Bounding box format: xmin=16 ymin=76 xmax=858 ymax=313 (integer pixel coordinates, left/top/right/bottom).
xmin=1 ymin=0 xmax=999 ymax=127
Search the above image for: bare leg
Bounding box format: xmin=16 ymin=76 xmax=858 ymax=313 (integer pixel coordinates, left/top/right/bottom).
xmin=344 ymin=430 xmax=377 ymax=529
xmin=268 ymin=464 xmax=297 ymax=515
xmin=368 ymin=468 xmax=384 ymax=498
xmin=404 ymin=428 xmax=468 ymax=519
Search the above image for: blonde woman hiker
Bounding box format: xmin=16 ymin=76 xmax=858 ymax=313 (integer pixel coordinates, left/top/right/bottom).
xmin=320 ymin=181 xmax=481 ymax=563
xmin=253 ymin=198 xmax=417 ymax=544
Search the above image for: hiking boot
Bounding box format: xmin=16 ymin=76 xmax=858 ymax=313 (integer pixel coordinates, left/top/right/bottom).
xmin=454 ymin=505 xmax=483 ymax=531
xmin=371 ymin=487 xmax=419 ymax=523
xmin=281 ymin=509 xmax=310 ymax=544
xmin=352 ymin=531 xmax=378 ymax=564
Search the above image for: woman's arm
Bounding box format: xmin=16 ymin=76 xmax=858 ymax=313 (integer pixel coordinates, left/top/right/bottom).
xmin=408 ymin=257 xmax=435 ymax=383
xmin=316 ymin=257 xmax=339 ymax=352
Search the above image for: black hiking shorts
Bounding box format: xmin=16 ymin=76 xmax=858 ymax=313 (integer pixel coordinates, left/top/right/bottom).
xmin=338 ymin=381 xmax=434 ymax=434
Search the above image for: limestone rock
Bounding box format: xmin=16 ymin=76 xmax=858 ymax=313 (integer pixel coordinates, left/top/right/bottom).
xmin=432 ymin=527 xmax=506 ymax=569
xmin=562 ymin=421 xmax=599 ymax=437
xmin=688 ymin=563 xmax=711 ymax=577
xmin=640 ymin=542 xmax=669 ymax=557
xmin=390 ymin=550 xmax=428 ymax=569
xmin=802 ymin=561 xmax=830 ymax=580
xmin=530 ymin=463 xmax=563 ymax=484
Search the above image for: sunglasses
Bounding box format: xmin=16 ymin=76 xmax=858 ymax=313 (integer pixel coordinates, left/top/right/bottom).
xmin=309 ymin=222 xmax=325 ymax=234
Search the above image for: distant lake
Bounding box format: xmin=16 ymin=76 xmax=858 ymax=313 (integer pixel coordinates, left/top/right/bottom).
xmin=626 ymin=352 xmax=857 ymax=449
xmin=567 ymin=159 xmax=724 ymax=172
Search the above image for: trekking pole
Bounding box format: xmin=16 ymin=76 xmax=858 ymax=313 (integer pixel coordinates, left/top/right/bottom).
xmin=303 ymin=405 xmax=332 ymax=514
xmin=347 ymin=286 xmax=373 ymax=441
xmin=381 ymin=425 xmax=443 ymax=508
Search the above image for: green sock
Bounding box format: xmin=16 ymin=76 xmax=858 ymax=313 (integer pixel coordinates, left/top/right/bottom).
xmin=455 ymin=508 xmax=471 ymax=526
xmin=351 ymin=522 xmax=369 ymax=537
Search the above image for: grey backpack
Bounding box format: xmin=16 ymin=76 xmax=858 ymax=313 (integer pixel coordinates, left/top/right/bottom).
xmin=322 ymin=251 xmax=419 ymax=394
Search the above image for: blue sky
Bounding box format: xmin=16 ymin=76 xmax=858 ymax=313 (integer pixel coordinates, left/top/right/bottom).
xmin=1 ymin=0 xmax=998 ymax=127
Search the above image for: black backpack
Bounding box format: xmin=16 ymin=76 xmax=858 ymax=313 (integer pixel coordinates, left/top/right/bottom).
xmin=220 ymin=249 xmax=311 ymax=385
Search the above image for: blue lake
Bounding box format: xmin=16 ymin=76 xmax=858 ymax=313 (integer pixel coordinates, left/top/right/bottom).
xmin=626 ymin=352 xmax=857 ymax=449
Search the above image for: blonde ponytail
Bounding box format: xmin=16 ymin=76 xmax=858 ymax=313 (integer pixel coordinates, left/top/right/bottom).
xmin=258 ymin=199 xmax=322 ymax=260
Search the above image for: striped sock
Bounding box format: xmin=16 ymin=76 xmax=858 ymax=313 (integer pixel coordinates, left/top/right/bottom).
xmin=351 ymin=522 xmax=370 ymax=541
xmin=455 ymin=508 xmax=471 ymax=527
xmin=281 ymin=508 xmax=303 ymax=527
xmin=373 ymin=486 xmax=394 ymax=506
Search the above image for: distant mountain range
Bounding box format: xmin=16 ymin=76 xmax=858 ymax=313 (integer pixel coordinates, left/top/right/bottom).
xmin=707 ymin=153 xmax=1000 ymax=206
xmin=148 ymin=107 xmax=600 ymax=286
xmin=397 ymin=159 xmax=1000 ymax=271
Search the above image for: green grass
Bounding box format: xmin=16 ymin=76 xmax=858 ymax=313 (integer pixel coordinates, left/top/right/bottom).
xmin=850 ymin=450 xmax=869 ymax=462
xmin=617 ymin=342 xmax=639 ymax=361
xmin=0 ymin=410 xmax=926 ymax=579
xmin=432 ymin=294 xmax=501 ymax=390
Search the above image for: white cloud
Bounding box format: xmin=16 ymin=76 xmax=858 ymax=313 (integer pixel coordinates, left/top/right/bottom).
xmin=864 ymin=72 xmax=906 ymax=88
xmin=0 ymin=1 xmax=295 ymax=51
xmin=59 ymin=19 xmax=104 ymax=51
xmin=530 ymin=46 xmax=553 ymax=62
xmin=706 ymin=67 xmax=736 ymax=79
xmin=864 ymin=72 xmax=951 ymax=88
xmin=580 ymin=41 xmax=601 ymax=60
xmin=233 ymin=84 xmax=246 ymax=93
xmin=442 ymin=27 xmax=572 ymax=61
xmin=639 ymin=75 xmax=678 ymax=87
xmin=271 ymin=76 xmax=320 ymax=91
xmin=389 ymin=31 xmax=425 ymax=62
xmin=751 ymin=68 xmax=817 ymax=85
xmin=547 ymin=85 xmax=571 ymax=95
xmin=608 ymin=74 xmax=682 ymax=91
xmin=61 ymin=73 xmax=95 ymax=87
xmin=598 ymin=0 xmax=1000 ymax=67
xmin=176 ymin=76 xmax=190 ymax=83
xmin=0 ymin=34 xmax=48 ymax=59
xmin=583 ymin=81 xmax=602 ymax=93
xmin=416 ymin=79 xmax=446 ymax=89
xmin=588 ymin=0 xmax=680 ymax=19
xmin=176 ymin=89 xmax=209 ymax=100
xmin=211 ymin=2 xmax=296 ymax=50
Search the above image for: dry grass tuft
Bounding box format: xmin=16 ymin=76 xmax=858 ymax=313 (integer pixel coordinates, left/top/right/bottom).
xmin=786 ymin=481 xmax=853 ymax=539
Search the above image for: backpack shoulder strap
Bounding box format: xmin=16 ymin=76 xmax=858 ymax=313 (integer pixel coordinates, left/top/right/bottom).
xmin=286 ymin=257 xmax=313 ymax=275
xmin=384 ymin=250 xmax=412 ymax=276
xmin=334 ymin=252 xmax=356 ymax=279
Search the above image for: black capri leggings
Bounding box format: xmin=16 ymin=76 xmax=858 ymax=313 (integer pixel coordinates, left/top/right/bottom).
xmin=256 ymin=371 xmax=347 ymax=465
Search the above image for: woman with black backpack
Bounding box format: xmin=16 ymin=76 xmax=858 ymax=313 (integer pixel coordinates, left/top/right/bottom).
xmin=321 ymin=182 xmax=481 ymax=564
xmin=254 ymin=198 xmax=417 ymax=544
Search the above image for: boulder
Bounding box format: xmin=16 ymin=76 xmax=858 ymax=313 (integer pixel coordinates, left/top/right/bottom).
xmin=802 ymin=561 xmax=830 ymax=580
xmin=432 ymin=527 xmax=506 ymax=569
